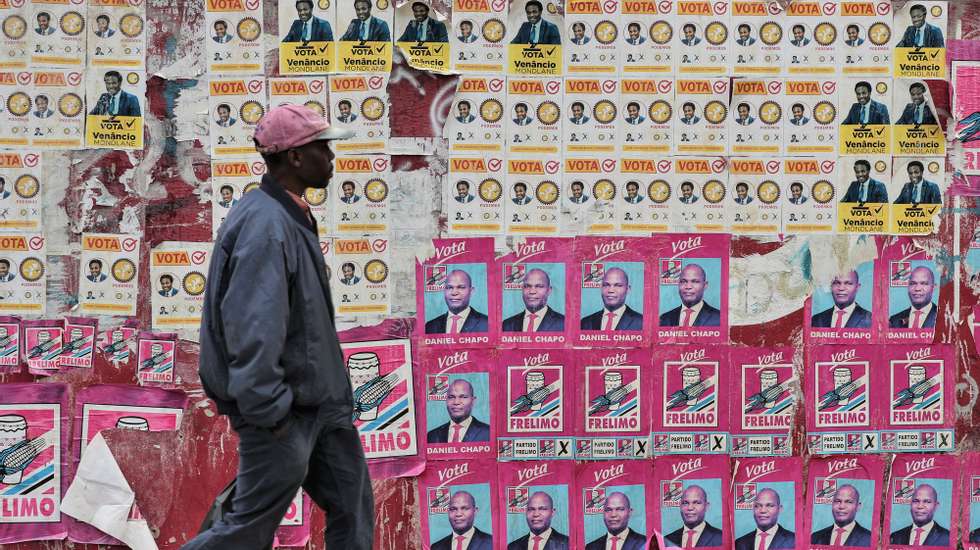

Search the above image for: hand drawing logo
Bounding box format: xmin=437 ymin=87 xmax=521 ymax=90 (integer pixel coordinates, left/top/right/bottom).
xmin=582 ymin=262 xmax=604 ymax=288
xmin=734 ymin=483 xmax=756 ymax=510
xmin=344 ymin=340 xmax=416 ymax=459
xmin=425 ymin=264 xmax=448 ymax=292
xmin=890 ymin=360 xmax=943 ymax=425
xmin=741 ymin=364 xmax=794 ymax=431
xmin=576 ymin=438 xmax=592 ymax=456
xmin=890 ymin=261 xmax=911 ymax=287
xmin=0 ymin=406 xmax=60 ymax=522
xmin=893 ymin=478 xmax=914 ymax=504
xmin=507 ymin=486 xmax=529 ymax=513
xmin=61 ymin=325 xmax=94 ymax=360
xmin=813 ymin=477 xmax=837 ymax=505
xmin=814 ymin=361 xmax=869 ymax=427
xmin=538 ymin=438 xmax=556 ymax=456
xmin=428 ymin=487 xmax=450 ymax=513
xmin=507 ymin=366 xmax=563 ymax=433
xmin=138 ymin=340 xmax=175 ymax=382
xmin=661 ymin=480 xmax=683 ymax=506
xmin=663 ymin=361 xmax=718 ymax=428
xmin=971 ymin=476 xmax=980 ymax=503
xmin=426 ymin=374 xmax=450 ymax=401
xmin=660 ymin=258 xmax=682 ymax=284
xmin=503 ymin=263 xmax=527 ymax=290
xmin=349 ymin=351 xmax=396 ymax=422
xmin=584 ymin=487 xmax=606 ymax=514
xmin=26 ymin=328 xmax=62 ymax=362
xmin=585 ymin=365 xmax=641 ymax=433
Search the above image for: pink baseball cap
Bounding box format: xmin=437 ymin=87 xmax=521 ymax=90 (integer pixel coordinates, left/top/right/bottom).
xmin=253 ymin=104 xmax=354 ymax=154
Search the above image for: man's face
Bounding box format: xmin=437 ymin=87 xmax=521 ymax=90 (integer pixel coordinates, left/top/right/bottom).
xmin=515 ymin=185 xmax=526 ymax=199
xmin=910 ymin=486 xmax=938 ymax=527
xmin=628 ymin=104 xmax=639 ymax=118
xmin=525 ymin=493 xmax=555 ymax=534
xmin=681 ymin=183 xmax=693 ymax=198
xmin=456 ymin=183 xmax=469 ymax=197
xmin=832 ymin=486 xmax=860 ymax=526
xmin=680 ymin=487 xmax=708 ymax=528
xmin=793 ymin=27 xmax=804 ymax=41
xmin=793 ymin=105 xmax=804 ymax=119
xmin=791 ymin=185 xmax=802 ymax=199
xmin=525 ymin=3 xmax=542 ymax=24
xmin=161 ymin=277 xmax=172 ymax=291
xmin=37 ymin=14 xmax=49 ymax=30
xmin=218 ymin=107 xmax=230 ymax=122
xmin=343 ymin=182 xmax=355 ymax=197
xmin=221 ymin=188 xmax=233 ymax=201
xmin=847 ymin=26 xmax=859 ymax=41
xmin=522 ymin=269 xmax=551 ymax=312
xmin=104 ymin=75 xmax=121 ymax=95
xmin=343 ymin=264 xmax=354 ymax=279
xmin=678 ymin=264 xmax=707 ymax=307
xmin=908 ymin=164 xmax=924 ymax=184
xmin=684 ymin=26 xmax=694 ymax=40
xmin=214 ymin=22 xmax=226 ymax=36
xmin=683 ymin=104 xmax=695 ymax=118
xmin=738 ymin=105 xmax=749 ymax=119
xmin=446 ymin=380 xmax=475 ymax=422
xmin=737 ymin=185 xmax=748 ymax=199
xmin=753 ymin=490 xmax=781 ymax=531
xmin=90 ymin=263 xmax=101 ymax=277
xmin=600 ymin=268 xmax=629 ymax=310
xmin=98 ymin=18 xmax=109 ymax=32
xmin=910 ymin=86 xmax=926 ymax=105
xmin=572 ymin=104 xmax=584 ymax=118
xmin=854 ymin=163 xmax=870 ymax=183
xmin=603 ymin=493 xmax=632 ymax=535
xmin=910 ymin=8 xmax=926 ymax=28
xmin=461 ymin=22 xmax=472 ymax=37
xmin=458 ymin=103 xmax=470 ymax=118
xmin=571 ymin=183 xmax=583 ymax=198
xmin=448 ymin=493 xmax=477 ymax=534
xmin=36 ymin=97 xmax=48 ymax=112
xmin=629 ymin=25 xmax=639 ymax=39
xmin=830 ymin=271 xmax=860 ymax=308
xmin=355 ymin=1 xmax=371 ymax=20
xmin=443 ymin=271 xmax=475 ymax=313
xmin=516 ymin=105 xmax=527 ymax=119
xmin=0 ymin=264 xmax=9 ymax=277
xmin=297 ymin=1 xmax=313 ymax=21
xmin=907 ymin=267 xmax=935 ymax=309
xmin=413 ymin=4 xmax=429 ymax=22
xmin=295 ymin=139 xmax=335 ymax=188
xmin=855 ymin=86 xmax=871 ymax=105
xmin=574 ymin=25 xmax=584 ymax=39
xmin=626 ymin=183 xmax=638 ymax=198
xmin=739 ymin=26 xmax=750 ymax=40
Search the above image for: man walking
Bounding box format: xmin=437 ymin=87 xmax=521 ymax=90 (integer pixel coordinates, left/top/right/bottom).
xmin=183 ymin=105 xmax=374 ymax=550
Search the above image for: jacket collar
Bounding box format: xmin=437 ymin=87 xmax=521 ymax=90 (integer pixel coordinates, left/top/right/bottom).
xmin=260 ymin=174 xmax=317 ymax=234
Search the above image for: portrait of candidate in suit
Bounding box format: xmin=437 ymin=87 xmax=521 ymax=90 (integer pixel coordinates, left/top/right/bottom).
xmin=888 ymin=483 xmax=950 ymax=547
xmin=502 ymin=266 xmax=566 ymax=332
xmin=89 ymin=71 xmax=142 ymax=117
xmin=399 ymin=1 xmax=448 ymax=42
xmin=425 ymin=266 xmax=490 ymax=334
xmin=340 ymin=0 xmax=391 ymax=42
xmin=430 ymin=490 xmax=494 ymax=550
xmin=664 ymin=484 xmax=724 ymax=547
xmin=659 ymin=261 xmax=722 ymax=328
xmin=734 ymin=487 xmax=795 ymax=550
xmin=426 ymin=377 xmax=491 ymax=443
xmin=580 ymin=264 xmax=644 ymax=331
xmin=811 ymin=267 xmax=873 ymax=329
xmin=889 ymin=264 xmax=938 ymax=329
xmin=894 ymin=161 xmax=942 ymax=206
xmin=842 ymin=81 xmax=890 ymax=125
xmin=896 ymin=82 xmax=938 ymax=126
xmin=507 ymin=491 xmax=569 ymax=550
xmin=841 ymin=160 xmax=888 ymax=204
xmin=896 ymin=4 xmax=944 ymax=48
xmin=810 ymin=483 xmax=873 ymax=547
xmin=282 ymin=0 xmax=334 ymax=42
xmin=584 ymin=491 xmax=646 ymax=550
xmin=510 ymin=0 xmax=561 ymax=45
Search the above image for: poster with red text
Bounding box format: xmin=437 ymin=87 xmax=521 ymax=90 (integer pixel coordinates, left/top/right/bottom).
xmin=655 ymin=232 xmax=729 ymax=344
xmin=498 ymin=237 xmax=571 ymax=348
xmin=805 ymin=455 xmax=885 ymax=549
xmin=806 ymin=345 xmax=883 ymax=455
xmin=652 ymin=345 xmax=729 ymax=456
xmin=574 ymin=461 xmax=652 ymax=549
xmin=419 ymin=459 xmax=499 ymax=550
xmin=963 ymin=452 xmax=980 ymax=550
xmin=421 ymin=347 xmax=497 ymax=461
xmin=652 ymin=454 xmax=732 ymax=549
xmin=730 ymin=347 xmax=797 ymax=458
xmin=879 ymin=344 xmax=954 ymax=453
xmin=497 ymin=349 xmax=574 ymax=461
xmin=879 ymin=237 xmax=941 ymax=343
xmin=883 ymin=453 xmax=957 ymax=550
xmin=499 ymin=460 xmax=576 ymax=549
xmin=0 ymin=316 xmax=21 ymax=374
xmin=806 ymin=256 xmax=878 ymax=344
xmin=575 ymin=348 xmax=650 ymax=460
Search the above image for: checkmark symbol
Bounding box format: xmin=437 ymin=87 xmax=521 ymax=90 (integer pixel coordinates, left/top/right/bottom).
xmin=319 ymin=45 xmax=329 ymax=53
xmin=434 ymin=45 xmax=443 ymax=54
xmin=873 ymin=206 xmax=882 ymax=214
xmin=126 ymin=120 xmax=135 ymax=128
xmin=931 ymin=50 xmax=940 ymax=59
xmin=876 ymin=128 xmax=884 ymax=136
xmin=376 ymin=44 xmax=386 ymax=53
xmin=547 ymin=47 xmax=556 ymax=55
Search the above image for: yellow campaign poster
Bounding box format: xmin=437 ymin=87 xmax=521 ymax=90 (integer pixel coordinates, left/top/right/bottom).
xmin=892 ymin=78 xmax=945 ymax=156
xmin=837 ymin=77 xmax=892 ymax=156
xmin=395 ymin=0 xmax=451 ymax=73
xmin=278 ymin=0 xmax=337 ymax=74
xmin=892 ymin=1 xmax=946 ymax=79
xmin=507 ymin=0 xmax=563 ymax=76
xmin=837 ymin=156 xmax=890 ymax=234
xmin=85 ymin=69 xmax=145 ymax=150
xmin=336 ymin=0 xmax=393 ymax=72
xmin=889 ymin=157 xmax=945 ymax=235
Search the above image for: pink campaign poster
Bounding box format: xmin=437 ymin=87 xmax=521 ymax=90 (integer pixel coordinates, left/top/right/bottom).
xmin=499 ymin=460 xmax=575 ymax=550
xmin=574 ymin=348 xmax=650 ymax=461
xmin=59 ymin=317 xmax=97 ymax=370
xmin=730 ymin=347 xmax=797 ymax=458
xmin=273 ymin=491 xmax=313 ymax=548
xmin=805 ymin=455 xmax=885 ymax=549
xmin=340 ymin=338 xmax=422 ymax=477
xmin=963 ymin=452 xmax=980 ymax=550
xmin=496 ymin=349 xmax=574 ymax=461
xmin=806 ymin=256 xmax=879 ymax=345
xmin=97 ymin=320 xmax=139 ymax=363
xmin=136 ymin=331 xmax=177 ymax=386
xmin=880 ymin=344 xmax=955 ymax=453
xmin=0 ymin=316 xmax=21 ymax=374
xmin=653 ymin=454 xmax=731 ymax=549
xmin=417 ymin=237 xmax=499 ymax=349
xmin=654 ymin=233 xmax=729 ymax=345
xmin=953 ymin=62 xmax=980 ymax=175
xmin=878 ymin=237 xmax=941 ymax=344
xmin=651 ymin=345 xmax=730 ymax=456
xmin=421 ymin=347 xmax=497 ymax=461
xmin=23 ymin=319 xmax=63 ymax=376
xmin=574 ymin=461 xmax=652 ymax=550
xmin=419 ymin=459 xmax=498 ymax=550
xmin=68 ymin=384 xmax=187 ymax=545
xmin=570 ymin=236 xmax=660 ymax=348
xmin=732 ymin=457 xmax=804 ymax=550
xmin=0 ymin=383 xmax=69 ymax=544
xmin=806 ymin=345 xmax=884 ymax=456
xmin=884 ymin=454 xmax=958 ymax=550
xmin=498 ymin=237 xmax=572 ymax=349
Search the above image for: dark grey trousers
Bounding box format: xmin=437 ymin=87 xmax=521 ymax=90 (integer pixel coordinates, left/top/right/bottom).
xmin=182 ymin=409 xmax=374 ymax=550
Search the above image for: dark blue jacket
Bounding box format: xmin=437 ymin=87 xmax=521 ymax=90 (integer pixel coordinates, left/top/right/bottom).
xmin=399 ymin=18 xmax=448 ymax=42
xmin=426 ymin=417 xmax=491 ymax=443
xmin=889 ymin=523 xmax=949 ymax=546
xmin=812 ymin=304 xmax=873 ymax=328
xmin=432 ymin=528 xmax=492 ymax=550
xmin=507 ymin=530 xmax=569 ymax=550
xmin=811 ymin=522 xmax=872 ymax=547
xmin=340 ymin=16 xmax=391 ymax=41
xmin=665 ymin=523 xmax=724 ymax=547
xmin=734 ymin=526 xmax=795 ymax=550
xmin=198 ymin=176 xmax=352 ymax=429
xmin=659 ymin=302 xmax=721 ymax=327
xmin=889 ymin=303 xmax=937 ymax=328
xmin=90 ymin=91 xmax=141 ymax=117
xmin=580 ymin=306 xmax=643 ymax=330
xmin=585 ymin=529 xmax=646 ymax=550
xmin=843 ymin=100 xmax=890 ymax=125
xmin=841 ymin=179 xmax=888 ymax=203
xmin=510 ymin=20 xmax=561 ymax=44
xmin=894 ymin=180 xmax=942 ymax=205
xmin=283 ymin=16 xmax=334 ymax=42
xmin=896 ymin=102 xmax=937 ymax=125
xmin=897 ymin=22 xmax=944 ymax=48
xmin=502 ymin=308 xmax=565 ymax=332
xmin=425 ymin=309 xmax=489 ymax=333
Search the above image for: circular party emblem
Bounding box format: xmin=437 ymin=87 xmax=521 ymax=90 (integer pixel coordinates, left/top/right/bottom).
xmin=59 ymin=93 xmax=83 ymax=117
xmin=814 ymin=22 xmax=836 ymax=46
xmin=304 ymin=187 xmax=326 ymax=206
xmin=759 ymin=101 xmax=782 ymax=125
xmin=480 ymin=98 xmax=503 ymax=123
xmin=760 ymin=21 xmax=782 ymax=45
xmin=14 ymin=175 xmax=39 ymax=199
xmin=649 ymin=100 xmax=672 ymax=124
xmin=592 ymin=179 xmax=616 ymax=201
xmin=868 ymin=22 xmax=890 ymax=46
xmin=361 ymin=96 xmax=385 ymax=121
xmin=648 ymin=179 xmax=670 ymax=203
xmin=479 ymin=178 xmax=502 ymax=202
xmin=19 ymin=257 xmax=44 ymax=281
xmin=365 ymin=178 xmax=388 ymax=202
xmin=304 ymin=100 xmax=326 ymax=117
xmin=60 ymin=11 xmax=85 ymax=36
xmin=812 ymin=180 xmax=835 ymax=204
xmin=111 ymin=258 xmax=136 ymax=283
xmin=813 ymin=101 xmax=836 ymax=125
xmin=237 ymin=17 xmax=261 ymax=41
xmin=649 ymin=20 xmax=672 ymax=44
xmin=704 ymin=101 xmax=728 ymax=124
xmin=536 ymin=181 xmax=559 ymax=204
xmin=239 ymin=100 xmax=265 ymax=124
xmin=705 ymin=22 xmax=728 ymax=45
xmin=2 ymin=15 xmax=27 ymax=40
xmin=6 ymin=92 xmax=30 ymax=117
xmin=183 ymin=271 xmax=207 ymax=295
xmin=594 ymin=20 xmax=617 ymax=44
xmin=593 ymin=100 xmax=617 ymax=124
xmin=120 ymin=13 xmax=144 ymax=38
xmin=757 ymin=181 xmax=780 ymax=204
xmin=364 ymin=259 xmax=389 ymax=283
xmin=482 ymin=19 xmax=505 ymax=43
xmin=537 ymin=101 xmax=560 ymax=125
xmin=703 ymin=180 xmax=726 ymax=204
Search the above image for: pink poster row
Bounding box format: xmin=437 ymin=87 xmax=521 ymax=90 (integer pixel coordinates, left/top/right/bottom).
xmin=415 ymin=235 xmax=944 ymax=349
xmin=420 ymin=454 xmax=980 ymax=550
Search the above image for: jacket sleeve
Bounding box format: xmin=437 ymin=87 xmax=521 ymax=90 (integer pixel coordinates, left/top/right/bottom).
xmin=220 ymin=235 xmax=294 ymax=427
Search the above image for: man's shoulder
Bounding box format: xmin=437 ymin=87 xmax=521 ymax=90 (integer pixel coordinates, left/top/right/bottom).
xmin=889 ymin=525 xmax=912 ymax=542
xmin=734 ymin=531 xmax=755 ymax=550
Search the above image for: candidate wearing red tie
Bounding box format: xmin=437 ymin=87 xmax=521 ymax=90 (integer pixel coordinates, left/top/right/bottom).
xmin=810 ymin=271 xmax=873 ymax=329
xmin=584 ymin=492 xmax=646 ymax=550
xmin=579 ymin=267 xmax=643 ymax=331
xmin=733 ymin=489 xmax=795 ymax=550
xmin=426 ymin=379 xmax=491 ymax=443
xmin=888 ymin=484 xmax=950 ymax=547
xmin=664 ymin=486 xmax=724 ymax=547
xmin=659 ymin=264 xmax=722 ymax=327
xmin=810 ymin=485 xmax=873 ymax=547
xmin=507 ymin=492 xmax=569 ymax=550
xmin=889 ymin=266 xmax=938 ymax=329
xmin=502 ymin=268 xmax=566 ymax=332
xmin=430 ymin=491 xmax=493 ymax=550
xmin=424 ymin=269 xmax=490 ymax=334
